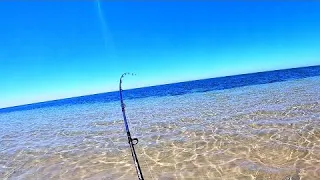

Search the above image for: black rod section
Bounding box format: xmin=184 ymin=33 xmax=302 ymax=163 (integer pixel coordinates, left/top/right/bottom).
xmin=119 ymin=73 xmax=144 ymax=180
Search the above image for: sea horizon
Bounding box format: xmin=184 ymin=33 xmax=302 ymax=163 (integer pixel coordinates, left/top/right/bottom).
xmin=1 ymin=64 xmax=319 ymax=112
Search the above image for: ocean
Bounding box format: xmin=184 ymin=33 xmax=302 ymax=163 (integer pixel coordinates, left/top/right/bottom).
xmin=1 ymin=66 xmax=320 ymax=179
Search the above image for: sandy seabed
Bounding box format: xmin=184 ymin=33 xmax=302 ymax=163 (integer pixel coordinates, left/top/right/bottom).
xmin=1 ymin=76 xmax=319 ymax=180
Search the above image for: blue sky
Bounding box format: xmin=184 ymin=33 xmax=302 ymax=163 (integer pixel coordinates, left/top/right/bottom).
xmin=0 ymin=1 xmax=319 ymax=108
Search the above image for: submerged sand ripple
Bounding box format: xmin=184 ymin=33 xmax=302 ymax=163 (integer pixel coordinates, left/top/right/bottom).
xmin=0 ymin=76 xmax=319 ymax=179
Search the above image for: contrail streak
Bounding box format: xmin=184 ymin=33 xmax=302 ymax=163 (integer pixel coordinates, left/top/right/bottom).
xmin=95 ymin=0 xmax=116 ymax=59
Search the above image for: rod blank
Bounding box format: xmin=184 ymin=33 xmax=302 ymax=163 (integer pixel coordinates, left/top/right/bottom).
xmin=119 ymin=73 xmax=144 ymax=180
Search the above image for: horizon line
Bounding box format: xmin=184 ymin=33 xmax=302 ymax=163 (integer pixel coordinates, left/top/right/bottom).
xmin=1 ymin=64 xmax=319 ymax=110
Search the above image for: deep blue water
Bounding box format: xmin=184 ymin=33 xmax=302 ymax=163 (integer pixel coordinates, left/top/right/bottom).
xmin=1 ymin=65 xmax=320 ymax=113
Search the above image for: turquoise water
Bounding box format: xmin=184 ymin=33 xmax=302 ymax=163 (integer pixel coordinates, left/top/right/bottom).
xmin=0 ymin=67 xmax=320 ymax=179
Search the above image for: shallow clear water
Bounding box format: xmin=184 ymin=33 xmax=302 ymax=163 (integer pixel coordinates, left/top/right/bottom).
xmin=1 ymin=75 xmax=320 ymax=179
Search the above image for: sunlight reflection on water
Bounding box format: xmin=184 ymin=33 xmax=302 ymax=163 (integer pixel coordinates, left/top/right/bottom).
xmin=0 ymin=76 xmax=319 ymax=179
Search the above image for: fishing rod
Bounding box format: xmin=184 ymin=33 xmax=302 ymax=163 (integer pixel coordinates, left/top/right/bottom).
xmin=119 ymin=73 xmax=144 ymax=180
